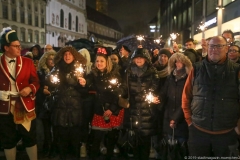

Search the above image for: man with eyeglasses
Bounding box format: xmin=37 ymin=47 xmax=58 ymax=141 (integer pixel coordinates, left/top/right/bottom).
xmin=228 ymin=45 xmax=240 ymax=64
xmin=44 ymin=44 xmax=53 ymax=53
xmin=182 ymin=36 xmax=240 ymax=157
xmin=222 ymin=29 xmax=235 ymax=46
xmin=0 ymin=27 xmax=39 ymax=160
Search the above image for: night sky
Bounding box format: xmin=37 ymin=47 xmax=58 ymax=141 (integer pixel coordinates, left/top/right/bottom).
xmin=86 ymin=0 xmax=160 ymax=35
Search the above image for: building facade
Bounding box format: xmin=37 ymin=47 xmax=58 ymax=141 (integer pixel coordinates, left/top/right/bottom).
xmin=0 ymin=0 xmax=46 ymax=48
xmin=87 ymin=6 xmax=123 ymax=48
xmin=46 ymin=0 xmax=88 ymax=47
xmin=158 ymin=0 xmax=192 ymax=47
xmin=193 ymin=0 xmax=240 ymax=48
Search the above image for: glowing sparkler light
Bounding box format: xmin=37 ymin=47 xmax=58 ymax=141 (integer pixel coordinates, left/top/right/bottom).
xmin=197 ymin=22 xmax=207 ymax=32
xmin=50 ymin=74 xmax=60 ymax=84
xmin=74 ymin=63 xmax=84 ymax=78
xmin=109 ymin=78 xmax=117 ymax=85
xmin=170 ymin=33 xmax=179 ymax=41
xmin=145 ymin=92 xmax=154 ymax=104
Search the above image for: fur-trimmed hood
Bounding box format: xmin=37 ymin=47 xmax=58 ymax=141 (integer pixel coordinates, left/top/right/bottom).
xmin=38 ymin=50 xmax=57 ymax=74
xmin=54 ymin=46 xmax=86 ymax=66
xmin=168 ymin=53 xmax=192 ymax=74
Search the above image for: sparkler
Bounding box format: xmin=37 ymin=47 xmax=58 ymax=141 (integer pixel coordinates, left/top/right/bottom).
xmin=197 ymin=22 xmax=207 ymax=38
xmin=136 ymin=35 xmax=145 ymax=45
xmin=74 ymin=62 xmax=84 ymax=78
xmin=170 ymin=33 xmax=179 ymax=44
xmin=108 ymin=78 xmax=120 ymax=90
xmin=50 ymin=74 xmax=60 ymax=84
xmin=145 ymin=92 xmax=154 ymax=104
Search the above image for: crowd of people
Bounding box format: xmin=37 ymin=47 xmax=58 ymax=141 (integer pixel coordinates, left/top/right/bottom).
xmin=0 ymin=26 xmax=240 ymax=160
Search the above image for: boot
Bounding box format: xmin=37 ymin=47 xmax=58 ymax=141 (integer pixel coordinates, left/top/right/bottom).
xmin=4 ymin=147 xmax=16 ymax=160
xmin=26 ymin=145 xmax=38 ymax=160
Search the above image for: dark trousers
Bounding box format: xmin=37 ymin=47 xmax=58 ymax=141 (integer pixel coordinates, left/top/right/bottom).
xmin=188 ymin=125 xmax=239 ymax=157
xmin=0 ymin=114 xmax=36 ymax=149
xmin=55 ymin=126 xmax=81 ymax=159
xmin=42 ymin=118 xmax=52 ymax=149
xmin=132 ymin=135 xmax=151 ymax=160
xmin=90 ymin=129 xmax=119 ymax=159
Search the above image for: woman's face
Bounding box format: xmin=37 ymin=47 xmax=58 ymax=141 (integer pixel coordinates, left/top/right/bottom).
xmin=95 ymin=56 xmax=107 ymax=72
xmin=63 ymin=51 xmax=74 ymax=64
xmin=32 ymin=47 xmax=39 ymax=56
xmin=46 ymin=55 xmax=54 ymax=68
xmin=228 ymin=46 xmax=239 ymax=61
xmin=159 ymin=54 xmax=169 ymax=66
xmin=175 ymin=60 xmax=184 ymax=70
xmin=134 ymin=57 xmax=146 ymax=67
xmin=110 ymin=54 xmax=119 ymax=64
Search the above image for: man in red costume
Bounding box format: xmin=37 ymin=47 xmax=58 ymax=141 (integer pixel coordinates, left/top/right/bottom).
xmin=0 ymin=27 xmax=40 ymax=160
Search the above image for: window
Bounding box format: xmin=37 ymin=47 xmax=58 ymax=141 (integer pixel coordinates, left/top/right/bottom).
xmin=41 ymin=33 xmax=45 ymax=44
xmin=2 ymin=5 xmax=8 ymax=19
xmin=12 ymin=9 xmax=17 ymax=21
xmin=28 ymin=32 xmax=32 ymax=42
xmin=35 ymin=6 xmax=38 ymax=12
xmin=11 ymin=0 xmax=15 ymax=4
xmin=28 ymin=4 xmax=31 ymax=10
xmin=20 ymin=11 xmax=25 ymax=23
xmin=28 ymin=13 xmax=32 ymax=25
xmin=76 ymin=16 xmax=78 ymax=32
xmin=20 ymin=1 xmax=24 ymax=7
xmin=41 ymin=18 xmax=45 ymax=28
xmin=20 ymin=31 xmax=25 ymax=41
xmin=35 ymin=16 xmax=38 ymax=27
xmin=68 ymin=13 xmax=72 ymax=30
xmin=60 ymin=9 xmax=64 ymax=28
xmin=35 ymin=32 xmax=39 ymax=43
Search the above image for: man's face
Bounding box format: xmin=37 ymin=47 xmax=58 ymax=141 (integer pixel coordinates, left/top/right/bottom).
xmin=222 ymin=33 xmax=234 ymax=44
xmin=158 ymin=54 xmax=168 ymax=66
xmin=185 ymin=41 xmax=195 ymax=49
xmin=208 ymin=37 xmax=228 ymax=63
xmin=4 ymin=41 xmax=21 ymax=58
xmin=44 ymin=44 xmax=53 ymax=52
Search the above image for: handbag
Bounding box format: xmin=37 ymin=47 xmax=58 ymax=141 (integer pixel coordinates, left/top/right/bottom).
xmin=117 ymin=117 xmax=136 ymax=148
xmin=118 ymin=72 xmax=130 ymax=108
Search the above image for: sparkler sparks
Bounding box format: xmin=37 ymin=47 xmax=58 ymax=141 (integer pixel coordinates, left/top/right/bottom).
xmin=50 ymin=74 xmax=60 ymax=84
xmin=74 ymin=62 xmax=84 ymax=78
xmin=145 ymin=92 xmax=154 ymax=104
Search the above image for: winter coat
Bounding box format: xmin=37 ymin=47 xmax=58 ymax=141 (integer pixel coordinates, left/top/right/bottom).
xmin=86 ymin=65 xmax=124 ymax=130
xmin=160 ymin=53 xmax=192 ymax=138
xmin=122 ymin=63 xmax=160 ymax=137
xmin=45 ymin=46 xmax=87 ymax=127
xmin=36 ymin=50 xmax=56 ymax=118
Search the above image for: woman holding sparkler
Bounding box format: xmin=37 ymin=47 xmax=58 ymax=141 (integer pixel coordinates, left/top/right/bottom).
xmin=45 ymin=46 xmax=87 ymax=160
xmin=86 ymin=47 xmax=124 ymax=160
xmin=160 ymin=53 xmax=192 ymax=158
xmin=121 ymin=48 xmax=160 ymax=160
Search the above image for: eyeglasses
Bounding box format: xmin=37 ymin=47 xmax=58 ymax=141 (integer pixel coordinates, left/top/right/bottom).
xmin=228 ymin=49 xmax=239 ymax=53
xmin=9 ymin=45 xmax=22 ymax=49
xmin=208 ymin=44 xmax=227 ymax=49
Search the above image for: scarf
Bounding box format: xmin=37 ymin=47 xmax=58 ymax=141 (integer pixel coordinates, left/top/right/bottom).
xmin=173 ymin=67 xmax=186 ymax=81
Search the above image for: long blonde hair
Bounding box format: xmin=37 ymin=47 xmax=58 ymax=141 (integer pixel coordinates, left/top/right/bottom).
xmin=94 ymin=54 xmax=113 ymax=73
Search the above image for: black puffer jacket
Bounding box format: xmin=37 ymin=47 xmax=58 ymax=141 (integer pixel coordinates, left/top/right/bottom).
xmin=86 ymin=65 xmax=122 ymax=116
xmin=45 ymin=46 xmax=87 ymax=127
xmin=122 ymin=64 xmax=160 ymax=136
